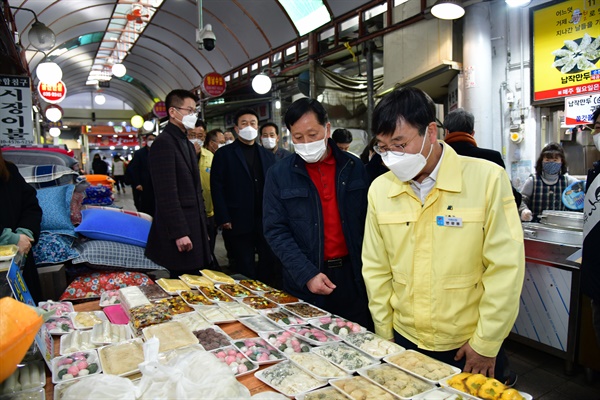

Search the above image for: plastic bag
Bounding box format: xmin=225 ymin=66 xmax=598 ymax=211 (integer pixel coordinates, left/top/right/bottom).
xmin=60 ymin=374 xmax=136 ymax=400
xmin=136 ymin=338 xmax=251 ymax=399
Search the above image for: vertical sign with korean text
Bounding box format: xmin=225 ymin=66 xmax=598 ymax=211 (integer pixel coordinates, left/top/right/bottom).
xmin=533 ymin=0 xmax=600 ymax=101
xmin=0 ymin=75 xmax=34 ymax=145
xmin=564 ymin=92 xmax=600 ymax=123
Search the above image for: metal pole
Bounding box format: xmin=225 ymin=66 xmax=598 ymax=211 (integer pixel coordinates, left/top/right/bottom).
xmin=365 ymin=40 xmax=375 ymax=136
xmin=197 ymin=0 xmax=203 ymax=29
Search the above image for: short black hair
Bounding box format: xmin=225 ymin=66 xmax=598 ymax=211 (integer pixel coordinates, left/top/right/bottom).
xmin=536 ymin=142 xmax=568 ymax=175
xmin=260 ymin=122 xmax=279 ymax=136
xmin=206 ymin=128 xmax=223 ymax=144
xmin=165 ymin=89 xmax=198 ymax=110
xmin=234 ymin=108 xmax=259 ymax=126
xmin=444 ymin=108 xmax=474 ymax=134
xmin=332 ymin=128 xmax=353 ymax=144
xmin=284 ymin=98 xmax=328 ymax=130
xmin=195 ymin=119 xmax=207 ymax=129
xmin=372 ymin=87 xmax=436 ymax=137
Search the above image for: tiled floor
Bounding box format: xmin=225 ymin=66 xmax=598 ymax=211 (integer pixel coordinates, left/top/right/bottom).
xmin=115 ymin=187 xmax=600 ymax=399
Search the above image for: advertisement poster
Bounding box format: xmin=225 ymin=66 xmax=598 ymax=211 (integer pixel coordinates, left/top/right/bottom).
xmin=564 ymin=92 xmax=600 ymax=123
xmin=0 ymin=75 xmax=34 ymax=146
xmin=533 ymin=0 xmax=600 ymax=101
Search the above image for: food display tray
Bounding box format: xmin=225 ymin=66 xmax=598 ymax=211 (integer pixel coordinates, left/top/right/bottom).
xmin=0 ymin=244 xmax=18 ymax=261
xmin=296 ymin=386 xmax=349 ymax=400
xmin=200 ymin=269 xmax=236 ymax=284
xmin=215 ymin=283 xmax=253 ymax=298
xmin=261 ymin=308 xmax=307 ymax=327
xmin=329 ymin=376 xmax=400 ymax=400
xmin=285 ymin=326 xmax=341 ymax=346
xmin=311 ymin=342 xmax=380 ymax=374
xmin=52 ymin=350 xmax=102 ymax=384
xmin=438 ymin=378 xmax=533 ymax=400
xmin=240 ymin=295 xmax=278 ymax=310
xmin=172 ymin=311 xmax=212 ymax=332
xmin=103 ymin=304 xmax=129 ymax=325
xmin=69 ymin=311 xmax=107 ymax=330
xmin=198 ymin=286 xmax=234 ymax=303
xmin=98 ymin=290 xmax=120 ymax=307
xmin=238 ymin=279 xmax=274 ymax=293
xmin=0 ymin=361 xmax=46 ymax=395
xmin=179 ymin=274 xmax=214 ymax=289
xmin=154 ymin=278 xmax=189 ymax=296
xmin=192 ymin=325 xmax=232 ymax=351
xmin=90 ymin=321 xmax=133 ymax=345
xmin=238 ymin=315 xmax=281 ymax=333
xmin=254 ymin=360 xmax=327 ymax=397
xmin=287 ymin=352 xmax=350 ymax=380
xmin=341 ymin=331 xmax=405 ymax=359
xmin=219 ymin=301 xmax=258 ymax=318
xmin=383 ymin=350 xmax=460 ymax=385
xmin=195 ymin=305 xmax=236 ymax=324
xmin=97 ymin=338 xmax=145 ymax=377
xmin=142 ymin=320 xmax=199 ymax=353
xmin=308 ymin=315 xmax=365 ymax=337
xmin=178 ymin=290 xmax=214 ymax=306
xmin=261 ymin=290 xmax=300 ymax=304
xmin=260 ymin=330 xmax=313 ymax=356
xmin=210 ymin=345 xmax=259 ymax=377
xmin=231 ymin=337 xmax=286 ymax=365
xmin=59 ymin=330 xmax=98 ymax=356
xmin=357 ymin=363 xmax=436 ymax=400
xmin=283 ymin=303 xmax=330 ymax=319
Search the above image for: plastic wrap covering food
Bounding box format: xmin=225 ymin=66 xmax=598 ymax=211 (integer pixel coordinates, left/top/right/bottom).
xmin=299 ymin=387 xmax=348 ymax=400
xmin=52 ymin=350 xmax=102 ymax=384
xmin=90 ymin=321 xmax=132 ymax=345
xmin=138 ymin=284 xmax=170 ymax=300
xmin=255 ymin=361 xmax=326 ymax=397
xmin=262 ymin=330 xmax=312 ymax=355
xmin=0 ymin=361 xmax=45 ymax=395
xmin=56 ymin=374 xmax=137 ymax=400
xmin=232 ymin=337 xmax=285 ymax=364
xmin=39 ymin=301 xmax=75 ymax=335
xmin=288 ymin=352 xmax=348 ymax=380
xmin=238 ymin=279 xmax=274 ymax=292
xmin=330 ymin=376 xmax=396 ymax=400
xmin=211 ymin=346 xmax=258 ymax=377
xmin=196 ymin=305 xmax=236 ymax=324
xmin=155 ymin=297 xmax=193 ymax=315
xmin=384 ymin=350 xmax=459 ymax=383
xmin=155 ymin=279 xmax=190 ymax=295
xmin=98 ymin=338 xmax=145 ymax=376
xmin=220 ymin=302 xmax=258 ymax=318
xmin=342 ymin=332 xmax=405 ymax=359
xmin=263 ymin=309 xmax=306 ymax=327
xmin=60 ymin=331 xmax=98 ymax=355
xmin=359 ymin=364 xmax=434 ymax=399
xmin=200 ymin=269 xmax=235 ymax=284
xmin=179 ymin=290 xmax=213 ymax=306
xmin=192 ymin=326 xmax=231 ymax=350
xmin=118 ymin=286 xmax=150 ymax=313
xmin=142 ymin=321 xmax=198 ymax=353
xmin=173 ymin=311 xmax=212 ymax=332
xmin=69 ymin=312 xmax=107 ymax=330
xmin=179 ymin=274 xmax=214 ymax=289
xmin=286 ymin=326 xmax=340 ymax=346
xmin=284 ymin=303 xmax=329 ymax=319
xmin=238 ymin=315 xmax=281 ymax=333
xmin=311 ymin=343 xmax=379 ymax=373
xmin=309 ymin=316 xmax=364 ymax=337
xmin=198 ymin=286 xmax=233 ymax=302
xmin=241 ymin=296 xmax=277 ymax=310
xmin=216 ymin=283 xmax=252 ymax=298
xmin=98 ymin=290 xmax=120 ymax=307
xmin=129 ymin=303 xmax=172 ymax=335
xmin=262 ymin=290 xmax=299 ymax=304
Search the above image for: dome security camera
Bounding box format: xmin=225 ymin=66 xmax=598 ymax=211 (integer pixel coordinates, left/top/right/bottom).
xmin=196 ymin=24 xmax=216 ymax=51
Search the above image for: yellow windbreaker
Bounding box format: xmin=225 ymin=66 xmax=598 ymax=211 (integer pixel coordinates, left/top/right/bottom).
xmin=362 ymin=143 xmax=524 ymax=357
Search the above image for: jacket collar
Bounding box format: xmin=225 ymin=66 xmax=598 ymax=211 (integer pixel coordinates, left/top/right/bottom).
xmin=387 ymin=141 xmax=462 ymax=198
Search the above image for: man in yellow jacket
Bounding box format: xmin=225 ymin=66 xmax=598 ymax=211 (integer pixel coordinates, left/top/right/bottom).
xmin=362 ymin=87 xmax=524 ymax=384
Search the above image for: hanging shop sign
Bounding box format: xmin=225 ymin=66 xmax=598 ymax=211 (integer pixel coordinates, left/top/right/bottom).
xmin=0 ymin=75 xmax=34 ymax=146
xmin=37 ymin=81 xmax=67 ymax=104
xmin=153 ymin=101 xmax=167 ymax=118
xmin=532 ymin=0 xmax=600 ymax=102
xmin=564 ymin=92 xmax=600 ymax=124
xmin=201 ymin=72 xmax=227 ymax=97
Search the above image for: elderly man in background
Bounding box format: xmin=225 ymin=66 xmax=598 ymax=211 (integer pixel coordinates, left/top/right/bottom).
xmin=260 ymin=122 xmax=291 ymax=160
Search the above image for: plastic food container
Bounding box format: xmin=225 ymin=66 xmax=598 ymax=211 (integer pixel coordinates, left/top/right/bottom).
xmin=215 ymin=283 xmax=252 ymax=298
xmin=172 ymin=311 xmax=212 ymax=332
xmin=342 ymin=331 xmax=405 ymax=359
xmin=262 ymin=309 xmax=307 ymax=327
xmin=179 ymin=274 xmax=214 ymax=289
xmin=69 ymin=311 xmax=107 ymax=330
xmin=98 ymin=338 xmax=145 ymax=377
xmin=118 ymin=286 xmax=150 ymax=312
xmin=357 ymin=363 xmax=435 ymax=399
xmin=0 ymin=388 xmax=45 ymax=400
xmin=330 ymin=376 xmax=398 ymax=400
xmin=59 ymin=330 xmax=98 ymax=355
xmin=383 ymin=350 xmax=460 ymax=384
xmin=308 ymin=315 xmax=365 ymax=337
xmin=198 ymin=286 xmax=234 ymax=302
xmin=284 ymin=303 xmax=329 ymax=319
xmin=196 ymin=305 xmax=236 ymax=324
xmin=241 ymin=296 xmax=277 ymax=310
xmin=255 ymin=360 xmax=327 ymax=397
xmin=210 ymin=345 xmax=258 ymax=377
xmin=238 ymin=279 xmax=274 ymax=293
xmin=128 ymin=303 xmax=172 ymax=335
xmin=179 ymin=290 xmax=214 ymax=306
xmin=0 ymin=361 xmax=45 ymax=395
xmin=39 ymin=301 xmax=74 ymax=317
xmin=142 ymin=320 xmax=198 ymax=353
xmin=219 ymin=301 xmax=258 ymax=318
xmin=52 ymin=350 xmax=102 ymax=384
xmin=288 ymin=352 xmax=349 ymax=380
xmin=200 ymin=269 xmax=235 ymax=284
xmin=155 ymin=296 xmax=194 ymax=315
xmin=232 ymin=337 xmax=285 ymax=365
xmin=311 ymin=343 xmax=379 ymax=374
xmin=44 ymin=315 xmax=75 ymax=335
xmin=262 ymin=290 xmax=300 ymax=304
xmin=155 ymin=279 xmax=189 ymax=296
xmin=91 ymin=321 xmax=132 ymax=345
xmin=286 ymin=326 xmax=341 ymax=346
xmin=261 ymin=330 xmax=312 ymax=356
xmin=238 ymin=315 xmax=281 ymax=333
xmin=438 ymin=375 xmax=533 ymax=400
xmin=103 ymin=304 xmax=129 ymax=325
xmin=137 ymin=283 xmax=171 ymax=301
xmin=192 ymin=326 xmax=232 ymax=350
xmin=296 ymin=386 xmax=348 ymax=400
xmin=98 ymin=290 xmax=120 ymax=307
xmin=0 ymin=244 xmax=18 ymax=261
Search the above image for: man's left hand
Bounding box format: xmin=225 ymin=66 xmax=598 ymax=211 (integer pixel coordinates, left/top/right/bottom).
xmin=454 ymin=342 xmax=496 ymax=377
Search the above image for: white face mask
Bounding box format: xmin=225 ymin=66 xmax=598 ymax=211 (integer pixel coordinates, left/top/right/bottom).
xmin=261 ymin=137 xmax=277 ymax=149
xmin=189 ymin=138 xmax=204 ymax=147
xmin=381 ymin=132 xmax=433 ymax=182
xmin=593 ymin=133 xmax=600 ymax=152
xmin=179 ymin=114 xmax=197 ymax=130
xmin=294 ymin=137 xmax=327 ymax=163
xmin=224 ymin=140 xmax=234 ymax=145
xmin=218 ymin=143 xmax=226 ymax=148
xmin=238 ymin=126 xmax=258 ymax=141
xmin=146 ymin=140 xmax=154 ymax=148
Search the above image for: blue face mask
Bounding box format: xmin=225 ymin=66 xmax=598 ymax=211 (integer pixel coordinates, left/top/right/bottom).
xmin=542 ymin=161 xmax=561 ymax=175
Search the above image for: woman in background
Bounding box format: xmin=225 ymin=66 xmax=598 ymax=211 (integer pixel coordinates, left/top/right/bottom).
xmin=519 ymin=142 xmax=578 ymax=222
xmin=0 ymin=148 xmax=43 ymax=301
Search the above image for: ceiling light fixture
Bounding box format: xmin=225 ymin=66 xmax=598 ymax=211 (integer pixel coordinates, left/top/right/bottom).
xmin=94 ymin=93 xmax=106 ymax=105
xmin=131 ymin=115 xmax=144 ymax=129
xmin=431 ymin=0 xmax=465 ymax=20
xmin=49 ymin=127 xmax=61 ymax=137
xmin=9 ymin=6 xmax=57 ymax=51
xmin=252 ymin=73 xmax=272 ymax=94
xmin=45 ymin=105 xmax=63 ymax=122
xmin=505 ymin=0 xmax=531 ymax=7
xmin=36 ymin=59 xmax=63 ymax=84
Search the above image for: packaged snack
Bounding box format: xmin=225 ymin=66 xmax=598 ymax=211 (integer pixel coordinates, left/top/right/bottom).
xmin=200 ymin=269 xmax=235 ymax=284
xmin=118 ymin=286 xmax=150 ymax=312
xmin=196 ymin=305 xmax=236 ymax=324
xmin=99 ymin=290 xmax=120 ymax=307
xmin=286 ymin=326 xmax=340 ymax=346
xmin=179 ymin=274 xmax=214 ymax=289
xmin=70 ymin=312 xmax=107 ymax=330
xmin=288 ymin=352 xmax=349 ymax=380
xmin=343 ymin=332 xmax=404 ymax=359
xmin=155 ymin=297 xmax=194 ymax=315
xmin=309 ymin=315 xmax=364 ymax=336
xmin=103 ymin=305 xmax=129 ymax=325
xmin=98 ymin=338 xmax=144 ymax=376
xmin=215 ymin=283 xmax=252 ymax=298
xmin=60 ymin=330 xmax=98 ymax=355
xmin=284 ymin=303 xmax=329 ymax=319
xmin=262 ymin=309 xmax=306 ymax=327
xmin=232 ymin=337 xmax=285 ymax=364
xmin=0 ymin=244 xmax=18 ymax=261
xmin=155 ymin=279 xmax=189 ymax=295
xmin=142 ymin=321 xmax=198 ymax=353
xmin=52 ymin=350 xmax=102 ymax=384
xmin=255 ymin=361 xmax=326 ymax=397
xmin=383 ymin=350 xmax=459 ymax=384
xmin=90 ymin=321 xmax=132 ymax=345
xmin=238 ymin=315 xmax=281 ymax=333
xmin=0 ymin=361 xmax=45 ymax=394
xmin=129 ymin=303 xmax=172 ymax=334
xmin=192 ymin=326 xmax=231 ymax=350
xmin=44 ymin=316 xmax=75 ymax=335
xmin=330 ymin=376 xmax=396 ymax=400
xmin=241 ymin=296 xmax=277 ymax=310
xmin=138 ymin=284 xmax=170 ymax=301
xmin=298 ymin=387 xmax=348 ymax=400
xmin=219 ymin=302 xmax=258 ymax=318
xmin=262 ymin=290 xmax=299 ymax=304
xmin=173 ymin=311 xmax=212 ymax=332
xmin=311 ymin=343 xmax=379 ymax=373
xmin=198 ymin=286 xmax=233 ymax=302
xmin=238 ymin=279 xmax=274 ymax=292
xmin=210 ymin=346 xmax=258 ymax=377
xmin=262 ymin=330 xmax=312 ymax=355
xmin=38 ymin=301 xmax=74 ymax=317
xmin=359 ymin=363 xmax=435 ymax=399
xmin=179 ymin=290 xmax=214 ymax=306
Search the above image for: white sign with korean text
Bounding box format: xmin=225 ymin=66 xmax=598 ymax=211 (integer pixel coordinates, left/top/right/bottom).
xmin=564 ymin=92 xmax=600 ymax=125
xmin=0 ymin=75 xmax=34 ymax=145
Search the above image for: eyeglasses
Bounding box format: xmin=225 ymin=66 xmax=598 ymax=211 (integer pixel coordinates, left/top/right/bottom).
xmin=173 ymin=107 xmax=198 ymax=117
xmin=373 ymin=131 xmax=422 ymax=156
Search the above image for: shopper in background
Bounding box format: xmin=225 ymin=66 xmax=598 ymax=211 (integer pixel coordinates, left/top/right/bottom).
xmin=332 ymin=128 xmax=353 ymax=152
xmin=111 ymin=154 xmax=127 ymax=193
xmin=223 ymin=129 xmax=235 ymax=145
xmin=145 ymin=89 xmax=211 ymax=277
xmin=91 ymin=153 xmax=108 ymax=175
xmin=583 ymin=108 xmax=600 ymax=347
xmin=211 ymin=108 xmax=278 ymax=285
xmin=519 ymin=142 xmax=578 ymax=221
xmin=205 ymin=129 xmax=225 ymax=154
xmin=443 ymin=108 xmax=522 ymax=207
xmin=127 ymin=134 xmax=156 ymax=216
xmin=260 ymin=122 xmax=291 ymax=160
xmin=0 ymin=148 xmax=43 ymax=302
xmin=361 ymin=136 xmax=388 ymax=184
xmin=362 ymin=87 xmax=523 ymax=383
xmin=263 ymin=98 xmax=373 ymax=330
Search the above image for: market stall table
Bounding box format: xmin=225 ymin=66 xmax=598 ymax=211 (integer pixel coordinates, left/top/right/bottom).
xmin=44 ymin=300 xmax=272 ymax=399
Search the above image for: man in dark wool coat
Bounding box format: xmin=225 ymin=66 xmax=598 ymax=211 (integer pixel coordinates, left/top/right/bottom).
xmin=145 ymin=89 xmax=211 ymax=277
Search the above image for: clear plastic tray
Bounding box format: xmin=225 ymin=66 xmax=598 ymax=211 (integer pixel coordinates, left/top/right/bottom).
xmin=215 ymin=283 xmax=253 ymax=298
xmin=357 ymin=363 xmax=436 ymax=399
xmin=296 ymin=386 xmax=349 ymax=400
xmin=231 ymin=337 xmax=286 ymax=365
xmin=383 ymin=350 xmax=461 ymax=384
xmin=262 ymin=290 xmax=300 ymax=305
xmin=44 ymin=315 xmax=75 ymax=335
xmin=200 ymin=269 xmax=236 ymax=284
xmin=285 ymin=326 xmax=341 ymax=346
xmin=0 ymin=388 xmax=44 ymax=400
xmin=210 ymin=345 xmax=259 ymax=377
xmin=52 ymin=350 xmax=102 ymax=384
xmin=240 ymin=295 xmax=278 ymax=310
xmin=59 ymin=330 xmax=98 ymax=355
xmin=69 ymin=311 xmax=107 ymax=330
xmin=172 ymin=310 xmax=212 ymax=331
xmin=237 ymin=279 xmax=274 ymax=293
xmin=98 ymin=290 xmax=120 ymax=307
xmin=219 ymin=301 xmax=258 ymax=318
xmin=255 ymin=360 xmax=327 ymax=397
xmin=155 ymin=279 xmax=190 ymax=296
xmin=0 ymin=361 xmax=45 ymax=394
xmin=342 ymin=331 xmax=405 ymax=359
xmin=97 ymin=338 xmax=145 ymax=377
xmin=438 ymin=377 xmax=533 ymax=400
xmin=261 ymin=308 xmax=307 ymax=327
xmin=311 ymin=342 xmax=380 ymax=374
xmin=238 ymin=315 xmax=281 ymax=333
xmin=179 ymin=290 xmax=214 ymax=306
xmin=142 ymin=320 xmax=198 ymax=353
xmin=196 ymin=305 xmax=236 ymax=324
xmin=0 ymin=244 xmax=18 ymax=261
xmin=284 ymin=303 xmax=330 ymax=319
xmin=329 ymin=376 xmax=399 ymax=400
xmin=179 ymin=274 xmax=214 ymax=289
xmin=38 ymin=301 xmax=74 ymax=317
xmin=90 ymin=321 xmax=132 ymax=345
xmin=154 ymin=296 xmax=194 ymax=315
xmin=308 ymin=315 xmax=365 ymax=337
xmin=198 ymin=286 xmax=234 ymax=302
xmin=260 ymin=330 xmax=313 ymax=356
xmin=192 ymin=325 xmax=232 ymax=351
xmin=288 ymin=352 xmax=350 ymax=380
